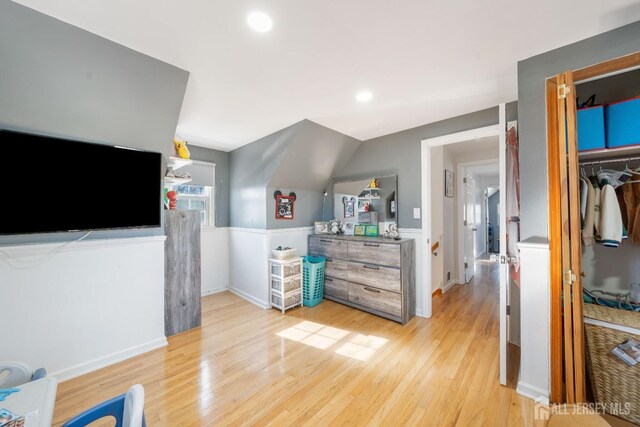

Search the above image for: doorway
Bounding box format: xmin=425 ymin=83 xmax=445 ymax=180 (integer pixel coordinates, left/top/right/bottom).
xmin=421 ymin=103 xmax=520 ymax=386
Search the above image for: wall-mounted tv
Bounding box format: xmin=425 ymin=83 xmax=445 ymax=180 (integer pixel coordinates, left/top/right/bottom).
xmin=1 ymin=129 xmax=163 ymax=235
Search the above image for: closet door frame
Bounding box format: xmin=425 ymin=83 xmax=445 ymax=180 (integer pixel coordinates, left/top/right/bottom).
xmin=546 ymin=51 xmax=640 ymax=404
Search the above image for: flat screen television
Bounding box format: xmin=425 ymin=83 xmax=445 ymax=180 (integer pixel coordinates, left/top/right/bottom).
xmin=1 ymin=129 xmax=163 ymax=235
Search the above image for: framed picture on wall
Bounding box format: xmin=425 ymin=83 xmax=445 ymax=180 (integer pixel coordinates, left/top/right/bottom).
xmin=275 ymin=195 xmax=294 ymax=219
xmin=343 ymin=196 xmax=356 ymax=218
xmin=445 ymin=170 xmax=454 ymax=198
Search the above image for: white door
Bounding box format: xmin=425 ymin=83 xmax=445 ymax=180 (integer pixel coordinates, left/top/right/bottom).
xmin=498 ymin=105 xmax=509 ymax=386
xmin=463 ymin=175 xmax=476 ymax=283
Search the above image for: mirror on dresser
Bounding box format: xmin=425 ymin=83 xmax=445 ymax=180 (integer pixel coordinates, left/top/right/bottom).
xmin=333 ymin=174 xmax=397 ymax=232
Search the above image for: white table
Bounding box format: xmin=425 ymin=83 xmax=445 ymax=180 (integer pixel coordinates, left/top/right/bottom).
xmin=1 ymin=378 xmax=57 ymax=427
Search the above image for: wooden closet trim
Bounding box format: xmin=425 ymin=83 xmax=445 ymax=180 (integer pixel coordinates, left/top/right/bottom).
xmin=546 ymin=76 xmax=563 ymax=404
xmin=564 ymin=70 xmax=586 ymax=402
xmin=573 ymin=52 xmax=640 ymax=83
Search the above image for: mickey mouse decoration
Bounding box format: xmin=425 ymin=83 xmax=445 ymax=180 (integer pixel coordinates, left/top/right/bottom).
xmin=274 ymin=191 xmax=296 ymax=220
xmin=343 ymin=196 xmax=356 ymax=218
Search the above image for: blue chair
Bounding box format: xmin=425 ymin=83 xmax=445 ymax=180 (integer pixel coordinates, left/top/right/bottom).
xmin=62 ymin=384 xmax=146 ymax=427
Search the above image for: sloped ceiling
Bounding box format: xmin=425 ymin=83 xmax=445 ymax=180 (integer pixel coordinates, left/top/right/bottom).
xmin=12 ymin=0 xmax=640 ymax=150
xmin=268 ymin=120 xmax=361 ymax=191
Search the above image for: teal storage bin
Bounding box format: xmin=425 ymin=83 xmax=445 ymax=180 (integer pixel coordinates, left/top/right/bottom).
xmin=606 ymin=97 xmax=640 ymax=148
xmin=302 ymin=256 xmax=325 ymax=307
xmin=577 ymin=106 xmax=606 ymax=151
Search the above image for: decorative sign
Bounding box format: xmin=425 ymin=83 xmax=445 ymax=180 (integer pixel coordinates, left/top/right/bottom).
xmin=276 ymin=195 xmax=294 ymax=220
xmin=343 ymin=196 xmax=356 ymax=218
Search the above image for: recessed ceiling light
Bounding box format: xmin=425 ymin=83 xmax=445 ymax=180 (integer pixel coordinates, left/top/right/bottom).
xmin=356 ymin=91 xmax=373 ymax=103
xmin=247 ymin=11 xmax=272 ymax=32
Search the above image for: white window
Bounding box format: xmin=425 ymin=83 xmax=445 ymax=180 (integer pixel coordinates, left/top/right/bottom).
xmin=171 ymin=160 xmax=215 ymax=227
xmin=174 ymin=184 xmax=213 ymax=226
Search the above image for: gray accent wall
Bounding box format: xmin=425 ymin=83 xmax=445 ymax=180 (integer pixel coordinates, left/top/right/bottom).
xmin=188 ymin=145 xmax=230 ymax=227
xmin=333 ymin=102 xmax=518 ymax=229
xmin=517 ymin=21 xmax=640 ymax=240
xmin=230 ymin=120 xmax=361 ymax=229
xmin=229 ymin=121 xmax=303 ymax=229
xmin=0 ymin=1 xmax=189 ymax=245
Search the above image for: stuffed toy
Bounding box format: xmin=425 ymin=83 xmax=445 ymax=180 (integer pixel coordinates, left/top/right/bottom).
xmin=166 ymin=190 xmax=178 ymax=210
xmin=173 ymin=138 xmax=191 ymax=159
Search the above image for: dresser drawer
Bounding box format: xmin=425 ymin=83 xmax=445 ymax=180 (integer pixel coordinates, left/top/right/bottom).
xmin=324 ymin=277 xmax=349 ymax=300
xmin=325 ymin=258 xmax=348 ymax=280
xmin=348 ymin=241 xmax=400 ymax=267
xmin=347 ymin=261 xmax=401 ymax=292
xmin=309 ymin=237 xmax=348 ymax=259
xmin=348 ymin=283 xmax=401 ymax=317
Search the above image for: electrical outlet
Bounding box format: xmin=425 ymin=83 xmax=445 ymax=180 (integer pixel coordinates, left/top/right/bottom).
xmin=413 ymin=208 xmax=421 ymax=219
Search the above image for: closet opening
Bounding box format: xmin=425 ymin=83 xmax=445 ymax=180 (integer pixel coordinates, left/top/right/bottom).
xmin=546 ymin=52 xmax=640 ymax=424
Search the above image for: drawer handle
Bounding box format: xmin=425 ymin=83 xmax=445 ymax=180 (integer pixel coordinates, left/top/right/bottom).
xmin=325 ymin=277 xmax=333 ymax=282
xmin=364 ymin=287 xmax=380 ymax=293
xmin=363 ymin=265 xmax=380 ymax=271
xmin=320 ymin=239 xmax=333 ymax=243
xmin=364 ymin=243 xmax=380 ymax=247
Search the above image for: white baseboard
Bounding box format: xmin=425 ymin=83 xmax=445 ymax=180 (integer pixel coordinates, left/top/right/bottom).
xmin=202 ymin=286 xmax=228 ymax=297
xmin=516 ymin=381 xmax=549 ymax=405
xmin=51 ymin=337 xmax=168 ymax=382
xmin=228 ymin=286 xmax=270 ymax=309
xmin=443 ymin=279 xmax=458 ymax=293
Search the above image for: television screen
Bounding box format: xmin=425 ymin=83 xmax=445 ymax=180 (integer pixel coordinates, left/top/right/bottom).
xmin=1 ymin=129 xmax=163 ymax=235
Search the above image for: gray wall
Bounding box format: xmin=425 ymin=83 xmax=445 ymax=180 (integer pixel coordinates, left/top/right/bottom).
xmin=576 ymin=67 xmax=640 ymax=105
xmin=0 ymin=1 xmax=189 ymax=245
xmin=266 ymin=188 xmax=324 ymax=229
xmin=188 ymin=145 xmax=230 ymax=227
xmin=229 ymin=122 xmax=302 ymax=229
xmin=229 ymin=120 xmax=361 ymax=229
xmin=333 ymin=102 xmax=517 ymax=229
xmin=517 ymin=20 xmax=640 ymax=240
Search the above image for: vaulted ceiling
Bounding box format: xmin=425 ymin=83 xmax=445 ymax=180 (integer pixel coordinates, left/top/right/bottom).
xmin=14 ymin=0 xmax=640 ymax=151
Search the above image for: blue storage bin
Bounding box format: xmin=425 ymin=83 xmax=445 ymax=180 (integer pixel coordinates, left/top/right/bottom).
xmin=606 ymin=97 xmax=640 ymax=148
xmin=577 ymin=106 xmax=606 ymax=152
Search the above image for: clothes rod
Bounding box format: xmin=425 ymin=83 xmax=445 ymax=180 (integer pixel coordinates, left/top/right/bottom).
xmin=579 ymin=156 xmax=640 ymax=166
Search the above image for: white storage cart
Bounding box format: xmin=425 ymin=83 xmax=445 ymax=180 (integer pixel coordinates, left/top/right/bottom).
xmin=269 ymin=257 xmax=303 ymax=314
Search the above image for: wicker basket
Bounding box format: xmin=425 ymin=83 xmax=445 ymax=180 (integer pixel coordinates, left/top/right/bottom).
xmin=272 ymin=248 xmax=297 ymax=260
xmin=584 ymin=303 xmax=640 ymax=424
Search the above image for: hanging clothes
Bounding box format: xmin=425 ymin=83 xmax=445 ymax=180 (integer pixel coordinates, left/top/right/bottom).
xmin=591 ymin=176 xmax=602 ymax=242
xmin=626 ymin=179 xmax=640 ymax=243
xmin=580 ymin=178 xmax=588 ymax=228
xmin=583 ymin=179 xmax=595 ymax=246
xmin=616 ymin=186 xmax=628 ymax=240
xmin=506 ymin=126 xmax=520 ymax=287
xmin=599 ymin=175 xmax=623 ymax=248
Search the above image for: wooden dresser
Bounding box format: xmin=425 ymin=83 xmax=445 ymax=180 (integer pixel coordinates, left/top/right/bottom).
xmin=308 ymin=235 xmax=415 ymax=324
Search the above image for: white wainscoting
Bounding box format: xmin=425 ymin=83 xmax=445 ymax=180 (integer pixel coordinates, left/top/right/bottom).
xmin=516 ymin=237 xmax=550 ymax=404
xmin=0 ymin=236 xmax=167 ymax=381
xmin=201 ymin=227 xmax=229 ymax=296
xmin=229 ymin=227 xmax=425 ymax=317
xmin=398 ymin=228 xmax=424 ymax=317
xmin=228 ymin=227 xmax=314 ymax=309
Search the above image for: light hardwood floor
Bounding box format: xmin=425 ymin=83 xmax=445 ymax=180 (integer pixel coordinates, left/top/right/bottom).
xmin=53 ymin=261 xmax=543 ymax=426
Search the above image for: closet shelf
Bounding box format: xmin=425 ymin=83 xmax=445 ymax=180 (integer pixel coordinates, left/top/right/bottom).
xmin=578 ymin=144 xmax=640 ymax=161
